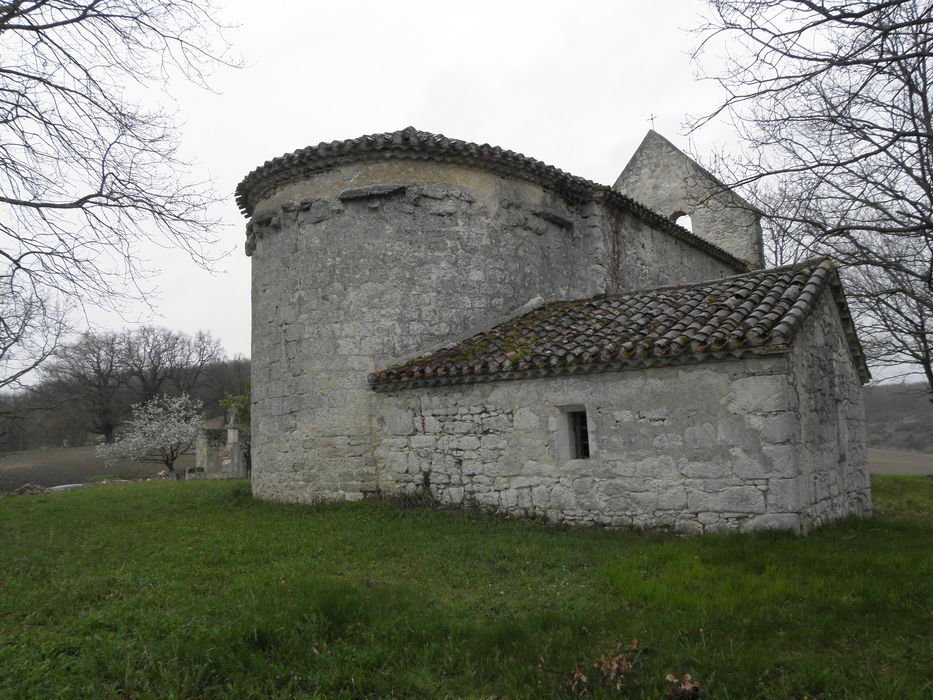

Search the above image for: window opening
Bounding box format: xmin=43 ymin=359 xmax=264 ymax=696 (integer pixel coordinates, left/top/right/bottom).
xmin=674 ymin=213 xmax=693 ymax=232
xmin=568 ymin=410 xmax=590 ymax=459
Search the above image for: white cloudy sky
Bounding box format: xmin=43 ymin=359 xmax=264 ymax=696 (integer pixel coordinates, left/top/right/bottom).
xmin=93 ymin=0 xmax=741 ymax=359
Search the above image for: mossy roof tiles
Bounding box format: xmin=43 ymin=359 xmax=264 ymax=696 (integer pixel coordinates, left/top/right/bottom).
xmin=370 ymin=258 xmax=870 ymax=389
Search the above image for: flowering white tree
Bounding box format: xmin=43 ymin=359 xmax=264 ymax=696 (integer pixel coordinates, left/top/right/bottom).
xmin=97 ymin=394 xmax=204 ymax=479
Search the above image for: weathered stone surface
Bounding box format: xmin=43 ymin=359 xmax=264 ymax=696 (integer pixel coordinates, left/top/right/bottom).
xmin=761 ymin=445 xmax=800 ymax=478
xmin=681 ymin=461 xmax=731 ymax=479
xmin=687 ymin=486 xmax=765 ymax=513
xmin=766 ymin=478 xmax=801 ymax=512
xmin=788 ymin=292 xmax=872 ymax=531
xmin=656 ymin=484 xmax=688 ymax=510
xmin=370 ymin=347 xmax=865 ymax=532
xmin=652 ymin=432 xmax=683 ymax=449
xmin=728 ymin=375 xmax=788 ymax=414
xmin=614 ymin=130 xmax=764 ymax=268
xmin=684 ymin=423 xmax=716 ymax=450
xmin=757 ymin=412 xmax=800 ymax=445
xmin=632 ymin=455 xmax=679 ymax=478
xmin=242 ymin=131 xmax=870 ymax=535
xmin=740 ymin=513 xmax=802 ymax=533
xmin=409 ymin=435 xmax=436 ymax=450
xmin=246 ymin=144 xmax=745 ymax=506
xmin=381 ymin=410 xmax=415 ymax=437
xmin=513 ymin=407 xmax=540 ymax=431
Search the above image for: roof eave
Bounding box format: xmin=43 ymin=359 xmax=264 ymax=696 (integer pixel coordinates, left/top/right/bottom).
xmin=234 ymin=127 xmax=749 ymax=271
xmin=370 ymin=345 xmax=791 ymax=392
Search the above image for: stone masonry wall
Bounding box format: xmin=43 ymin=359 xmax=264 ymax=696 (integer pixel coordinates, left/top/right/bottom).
xmin=614 ymin=131 xmax=764 ymax=268
xmin=373 ymin=357 xmax=814 ymax=533
xmin=249 ymin=159 xmax=740 ymax=503
xmin=789 ymin=291 xmax=872 ymax=530
xmin=608 ymin=208 xmax=735 ymax=291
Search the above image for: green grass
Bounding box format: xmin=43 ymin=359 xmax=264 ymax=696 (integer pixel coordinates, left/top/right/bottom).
xmin=0 ymin=476 xmax=930 ymax=699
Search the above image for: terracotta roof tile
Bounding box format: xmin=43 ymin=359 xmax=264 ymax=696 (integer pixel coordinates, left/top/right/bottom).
xmin=370 ymin=258 xmax=870 ymax=389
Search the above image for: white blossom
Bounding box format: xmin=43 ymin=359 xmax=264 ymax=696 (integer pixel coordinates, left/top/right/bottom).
xmin=97 ymin=394 xmax=204 ymax=475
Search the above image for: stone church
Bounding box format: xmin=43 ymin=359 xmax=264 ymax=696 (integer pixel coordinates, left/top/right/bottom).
xmin=235 ymin=127 xmax=872 ymax=533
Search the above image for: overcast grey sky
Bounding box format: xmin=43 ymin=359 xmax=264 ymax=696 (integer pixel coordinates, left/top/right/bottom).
xmin=93 ymin=0 xmax=739 ymax=358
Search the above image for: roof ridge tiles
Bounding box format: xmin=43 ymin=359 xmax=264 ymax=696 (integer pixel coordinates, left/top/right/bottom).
xmin=602 ymin=256 xmax=830 ymax=300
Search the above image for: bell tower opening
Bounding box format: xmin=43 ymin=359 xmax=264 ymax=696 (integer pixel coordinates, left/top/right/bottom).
xmin=672 ymin=211 xmax=693 ymax=232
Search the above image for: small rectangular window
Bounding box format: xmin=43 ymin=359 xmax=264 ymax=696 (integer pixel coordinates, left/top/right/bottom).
xmin=568 ymin=410 xmax=590 ymax=459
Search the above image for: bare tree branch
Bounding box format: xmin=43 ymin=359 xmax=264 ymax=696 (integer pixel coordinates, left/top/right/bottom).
xmin=0 ymin=1 xmax=237 ymax=386
xmin=691 ymin=0 xmax=933 ymax=395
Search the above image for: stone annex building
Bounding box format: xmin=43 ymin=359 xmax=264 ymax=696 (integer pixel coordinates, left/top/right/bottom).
xmin=235 ymin=127 xmax=872 ymax=534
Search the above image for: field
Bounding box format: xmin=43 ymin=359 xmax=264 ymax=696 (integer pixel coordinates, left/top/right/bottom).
xmin=0 ymin=476 xmax=930 ymax=698
xmin=868 ymin=448 xmax=933 ymax=476
xmin=0 ymin=446 xmax=195 ymax=492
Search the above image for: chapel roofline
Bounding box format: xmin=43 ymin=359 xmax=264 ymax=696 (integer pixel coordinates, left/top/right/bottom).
xmin=615 ymin=129 xmax=763 ymax=215
xmin=234 ymin=126 xmax=749 ymax=272
xmin=369 ymin=258 xmax=871 ymax=391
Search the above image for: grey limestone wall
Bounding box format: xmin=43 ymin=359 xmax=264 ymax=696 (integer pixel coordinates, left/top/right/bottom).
xmin=788 ymin=292 xmax=872 ymax=529
xmin=250 ymin=162 xmax=598 ymax=502
xmin=608 ymin=208 xmax=736 ymax=291
xmin=373 ymin=358 xmax=812 ymax=533
xmin=194 ymin=429 xmax=225 ymax=474
xmin=248 ymin=159 xmax=740 ymax=503
xmin=615 ymin=131 xmax=764 ymax=269
xmin=193 ymin=427 xmax=249 ymax=480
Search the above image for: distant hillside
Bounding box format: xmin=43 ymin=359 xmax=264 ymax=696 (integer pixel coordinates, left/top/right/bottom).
xmin=863 ymin=383 xmax=933 ymax=453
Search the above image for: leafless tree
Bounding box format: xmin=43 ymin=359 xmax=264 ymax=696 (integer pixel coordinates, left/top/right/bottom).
xmin=169 ymin=330 xmax=224 ymax=394
xmin=44 ymin=330 xmax=129 ymax=442
xmin=691 ymin=0 xmax=933 ymax=394
xmin=123 ymin=326 xmax=223 ymax=401
xmin=122 ymin=326 xmax=183 ymax=402
xmin=2 ymin=334 xmax=241 ymax=450
xmin=43 ymin=325 xmax=225 ymax=440
xmin=201 ymin=353 xmax=250 ymax=404
xmin=0 ymin=284 xmax=66 ymax=390
xmin=848 ymin=242 xmax=932 ymax=389
xmin=0 ymin=1 xmax=235 ymax=385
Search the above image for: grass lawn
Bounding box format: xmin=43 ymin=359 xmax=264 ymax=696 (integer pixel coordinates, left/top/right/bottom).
xmin=0 ymin=476 xmax=930 ymax=699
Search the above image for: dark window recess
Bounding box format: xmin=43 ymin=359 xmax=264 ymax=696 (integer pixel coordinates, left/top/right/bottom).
xmin=569 ymin=410 xmax=590 ymax=459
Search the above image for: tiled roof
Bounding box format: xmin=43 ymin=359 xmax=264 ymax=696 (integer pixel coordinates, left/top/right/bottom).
xmin=234 ymin=127 xmax=747 ymax=271
xmin=370 ymin=259 xmax=870 ymax=389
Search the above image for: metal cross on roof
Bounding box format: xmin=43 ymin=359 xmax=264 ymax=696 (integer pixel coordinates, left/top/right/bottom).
xmin=648 ymin=113 xmax=657 ymax=130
